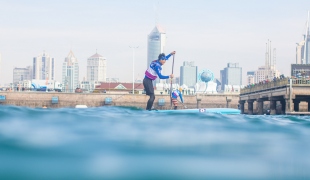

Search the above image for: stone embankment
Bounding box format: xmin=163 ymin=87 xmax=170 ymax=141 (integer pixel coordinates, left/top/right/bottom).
xmin=0 ymin=92 xmax=240 ymax=109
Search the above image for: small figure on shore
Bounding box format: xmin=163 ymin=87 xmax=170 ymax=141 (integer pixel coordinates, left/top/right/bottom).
xmin=171 ymin=87 xmax=183 ymax=110
xmin=143 ymin=51 xmax=176 ymax=110
xmin=75 ymin=87 xmax=83 ymax=93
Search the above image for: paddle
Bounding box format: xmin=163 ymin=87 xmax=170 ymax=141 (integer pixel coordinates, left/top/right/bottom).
xmin=169 ymin=54 xmax=175 ymax=108
xmin=177 ymin=99 xmax=187 ymax=109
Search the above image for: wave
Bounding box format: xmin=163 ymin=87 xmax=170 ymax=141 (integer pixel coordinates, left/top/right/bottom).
xmin=1 ymin=105 xmax=310 ymax=179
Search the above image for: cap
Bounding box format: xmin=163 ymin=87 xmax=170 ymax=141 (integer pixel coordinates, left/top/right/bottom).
xmin=158 ymin=53 xmax=166 ymax=60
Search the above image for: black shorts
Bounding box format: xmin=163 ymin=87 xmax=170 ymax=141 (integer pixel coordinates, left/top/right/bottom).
xmin=143 ymin=77 xmax=154 ymax=95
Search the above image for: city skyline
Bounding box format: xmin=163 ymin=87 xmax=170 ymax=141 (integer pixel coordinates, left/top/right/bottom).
xmin=1 ymin=1 xmax=310 ymax=85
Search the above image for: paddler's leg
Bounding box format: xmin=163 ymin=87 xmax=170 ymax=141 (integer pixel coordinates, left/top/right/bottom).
xmin=143 ymin=77 xmax=155 ymax=110
xmin=172 ymin=99 xmax=178 ymax=110
xmin=146 ymin=94 xmax=155 ymax=110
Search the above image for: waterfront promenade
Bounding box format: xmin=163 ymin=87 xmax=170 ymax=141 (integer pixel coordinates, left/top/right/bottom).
xmin=0 ymin=91 xmax=239 ymax=109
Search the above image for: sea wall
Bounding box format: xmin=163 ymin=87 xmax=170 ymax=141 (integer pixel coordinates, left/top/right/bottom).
xmin=0 ymin=92 xmax=240 ymax=109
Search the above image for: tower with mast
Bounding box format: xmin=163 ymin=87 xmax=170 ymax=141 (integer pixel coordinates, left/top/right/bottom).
xmin=303 ymin=11 xmax=310 ymax=64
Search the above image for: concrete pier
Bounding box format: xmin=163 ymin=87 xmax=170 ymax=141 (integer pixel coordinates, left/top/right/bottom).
xmin=240 ymin=78 xmax=310 ymax=115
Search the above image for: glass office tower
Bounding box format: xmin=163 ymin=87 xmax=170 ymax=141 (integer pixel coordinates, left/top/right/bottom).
xmin=180 ymin=61 xmax=198 ymax=87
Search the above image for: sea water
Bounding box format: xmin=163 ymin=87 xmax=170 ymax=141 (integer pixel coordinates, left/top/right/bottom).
xmin=0 ymin=105 xmax=310 ymax=179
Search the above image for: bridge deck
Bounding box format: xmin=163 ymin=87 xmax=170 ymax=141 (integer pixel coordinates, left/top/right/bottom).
xmin=286 ymin=112 xmax=310 ymax=116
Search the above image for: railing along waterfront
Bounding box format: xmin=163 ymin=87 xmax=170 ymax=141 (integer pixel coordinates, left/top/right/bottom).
xmin=240 ymin=78 xmax=310 ymax=95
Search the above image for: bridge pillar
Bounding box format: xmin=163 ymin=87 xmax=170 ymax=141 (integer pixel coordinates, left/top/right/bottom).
xmin=270 ymin=100 xmax=277 ymax=115
xmin=257 ymin=99 xmax=264 ymax=115
xmin=285 ymin=98 xmax=291 ymax=113
xmin=293 ymin=100 xmax=300 ymax=112
xmin=247 ymin=100 xmax=254 ymax=115
xmin=307 ymin=101 xmax=310 ymax=112
xmin=239 ymin=100 xmax=245 ymax=114
xmin=196 ymin=94 xmax=202 ymax=109
xmin=280 ymin=100 xmax=286 ymax=114
xmin=197 ymin=99 xmax=201 ymax=109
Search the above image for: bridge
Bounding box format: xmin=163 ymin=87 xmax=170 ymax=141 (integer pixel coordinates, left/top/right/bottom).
xmin=239 ymin=78 xmax=310 ymax=115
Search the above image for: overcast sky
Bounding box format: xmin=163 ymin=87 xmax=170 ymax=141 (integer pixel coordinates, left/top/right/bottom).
xmin=1 ymin=0 xmax=310 ymax=86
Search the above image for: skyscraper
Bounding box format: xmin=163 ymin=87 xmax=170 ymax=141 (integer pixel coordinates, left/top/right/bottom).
xmin=147 ymin=25 xmax=166 ymax=67
xmin=296 ymin=41 xmax=305 ymax=64
xmin=87 ymin=52 xmax=107 ymax=82
xmin=254 ymin=66 xmax=280 ymax=83
xmin=304 ymin=12 xmax=310 ymax=64
xmin=0 ymin=53 xmax=1 ymax=84
xmin=180 ymin=61 xmax=197 ymax=87
xmin=147 ymin=25 xmax=166 ymax=84
xmin=296 ymin=11 xmax=310 ymax=64
xmin=247 ymin=71 xmax=255 ymax=85
xmin=62 ymin=50 xmax=79 ymax=92
xmin=13 ymin=66 xmax=32 ymax=85
xmin=220 ymin=70 xmax=227 ymax=91
xmin=220 ymin=63 xmax=242 ymax=90
xmin=305 ymin=35 xmax=310 ymax=64
xmin=33 ymin=52 xmax=54 ymax=80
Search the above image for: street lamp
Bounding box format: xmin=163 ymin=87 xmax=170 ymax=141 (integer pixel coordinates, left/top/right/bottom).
xmin=45 ymin=72 xmax=49 ymax=92
xmin=129 ymin=46 xmax=139 ymax=94
xmin=108 ymin=77 xmax=110 ymax=93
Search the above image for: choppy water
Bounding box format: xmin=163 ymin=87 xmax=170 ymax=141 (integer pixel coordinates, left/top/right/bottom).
xmin=1 ymin=105 xmax=310 ymax=179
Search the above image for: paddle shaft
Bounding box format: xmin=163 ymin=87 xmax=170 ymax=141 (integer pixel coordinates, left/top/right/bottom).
xmin=170 ymin=54 xmax=175 ymax=108
xmin=177 ymin=99 xmax=187 ymax=109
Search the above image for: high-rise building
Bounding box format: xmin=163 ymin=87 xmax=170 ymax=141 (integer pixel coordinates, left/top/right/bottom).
xmin=254 ymin=66 xmax=266 ymax=83
xmin=254 ymin=66 xmax=280 ymax=83
xmin=296 ymin=11 xmax=310 ymax=64
xmin=0 ymin=53 xmax=1 ymax=84
xmin=247 ymin=71 xmax=255 ymax=85
xmin=147 ymin=25 xmax=166 ymax=83
xmin=296 ymin=41 xmax=305 ymax=64
xmin=33 ymin=52 xmax=54 ymax=80
xmin=254 ymin=40 xmax=280 ymax=82
xmin=13 ymin=66 xmax=32 ymax=85
xmin=305 ymin=34 xmax=310 ymax=64
xmin=174 ymin=77 xmax=180 ymax=85
xmin=147 ymin=25 xmax=166 ymax=67
xmin=220 ymin=63 xmax=242 ymax=90
xmin=87 ymin=52 xmax=107 ymax=82
xmin=62 ymin=50 xmax=79 ymax=92
xmin=180 ymin=61 xmax=197 ymax=87
xmin=220 ymin=70 xmax=227 ymax=91
xmin=291 ymin=64 xmax=310 ymax=77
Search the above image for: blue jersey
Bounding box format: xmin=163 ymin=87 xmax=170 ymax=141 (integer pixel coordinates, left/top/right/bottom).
xmin=171 ymin=89 xmax=183 ymax=103
xmin=145 ymin=54 xmax=172 ymax=80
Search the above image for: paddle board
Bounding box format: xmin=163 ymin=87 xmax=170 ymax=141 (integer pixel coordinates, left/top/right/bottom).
xmin=155 ymin=108 xmax=240 ymax=115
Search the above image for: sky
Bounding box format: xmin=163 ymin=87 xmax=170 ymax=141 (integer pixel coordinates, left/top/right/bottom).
xmin=1 ymin=0 xmax=310 ymax=86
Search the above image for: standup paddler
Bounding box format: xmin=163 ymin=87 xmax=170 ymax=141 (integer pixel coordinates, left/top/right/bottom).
xmin=171 ymin=87 xmax=184 ymax=110
xmin=143 ymin=51 xmax=176 ymax=110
